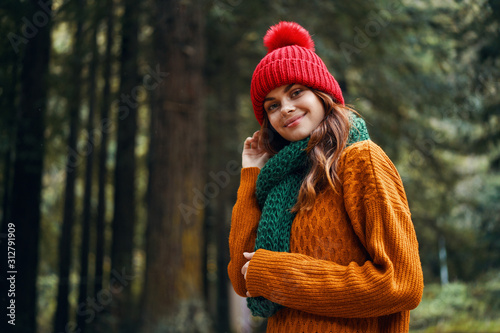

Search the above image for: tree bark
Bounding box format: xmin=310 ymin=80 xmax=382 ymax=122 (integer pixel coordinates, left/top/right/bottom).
xmin=141 ymin=0 xmax=209 ymax=332
xmin=2 ymin=1 xmax=51 ymax=332
xmin=110 ymin=0 xmax=139 ymax=331
xmin=53 ymin=0 xmax=85 ymax=332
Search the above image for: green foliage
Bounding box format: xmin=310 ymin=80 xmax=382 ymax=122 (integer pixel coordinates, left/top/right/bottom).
xmin=410 ymin=272 xmax=500 ymax=332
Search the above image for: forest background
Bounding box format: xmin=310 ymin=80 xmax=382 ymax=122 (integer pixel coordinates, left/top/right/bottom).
xmin=0 ymin=0 xmax=499 ymax=332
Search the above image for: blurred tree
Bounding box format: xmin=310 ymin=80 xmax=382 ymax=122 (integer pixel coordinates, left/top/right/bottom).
xmin=141 ymin=0 xmax=210 ymax=331
xmin=110 ymin=0 xmax=140 ymax=331
xmin=0 ymin=0 xmax=51 ymax=332
xmin=77 ymin=2 xmax=100 ymax=332
xmin=92 ymin=0 xmax=115 ymax=331
xmin=449 ymin=0 xmax=500 ymax=277
xmin=53 ymin=0 xmax=86 ymax=332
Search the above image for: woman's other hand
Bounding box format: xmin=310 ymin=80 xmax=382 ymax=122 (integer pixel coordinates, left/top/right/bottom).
xmin=241 ymin=251 xmax=255 ymax=297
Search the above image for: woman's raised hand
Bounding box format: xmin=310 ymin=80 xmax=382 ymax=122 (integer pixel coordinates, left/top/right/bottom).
xmin=242 ymin=131 xmax=271 ymax=169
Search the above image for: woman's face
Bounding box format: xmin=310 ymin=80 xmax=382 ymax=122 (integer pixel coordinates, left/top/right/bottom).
xmin=263 ymin=84 xmax=325 ymax=142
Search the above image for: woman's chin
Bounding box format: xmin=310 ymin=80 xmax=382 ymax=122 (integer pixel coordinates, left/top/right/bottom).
xmin=279 ymin=128 xmax=311 ymax=142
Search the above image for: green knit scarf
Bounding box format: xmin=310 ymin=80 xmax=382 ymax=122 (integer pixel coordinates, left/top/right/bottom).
xmin=247 ymin=114 xmax=370 ymax=317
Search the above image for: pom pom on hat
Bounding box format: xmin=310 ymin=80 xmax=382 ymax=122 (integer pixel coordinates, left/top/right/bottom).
xmin=251 ymin=21 xmax=344 ymax=125
xmin=263 ymin=21 xmax=315 ymax=54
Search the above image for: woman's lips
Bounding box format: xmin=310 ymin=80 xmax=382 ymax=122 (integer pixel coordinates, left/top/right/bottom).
xmin=284 ymin=115 xmax=304 ymax=128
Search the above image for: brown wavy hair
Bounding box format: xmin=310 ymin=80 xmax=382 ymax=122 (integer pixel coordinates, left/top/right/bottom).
xmin=260 ymin=89 xmax=358 ymax=211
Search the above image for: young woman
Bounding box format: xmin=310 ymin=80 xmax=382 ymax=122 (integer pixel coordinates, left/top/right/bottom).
xmin=228 ymin=21 xmax=424 ymax=332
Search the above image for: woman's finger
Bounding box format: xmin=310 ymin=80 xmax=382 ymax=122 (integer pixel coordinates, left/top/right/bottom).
xmin=242 ymin=263 xmax=249 ymax=279
xmin=243 ymin=252 xmax=255 ymax=260
xmin=256 ymin=132 xmax=264 ymax=149
xmin=244 ymin=137 xmax=252 ymax=149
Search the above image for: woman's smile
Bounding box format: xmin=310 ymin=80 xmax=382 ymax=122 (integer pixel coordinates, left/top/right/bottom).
xmin=283 ymin=114 xmax=304 ymax=128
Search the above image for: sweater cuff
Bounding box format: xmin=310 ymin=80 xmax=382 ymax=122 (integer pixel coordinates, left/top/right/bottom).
xmin=241 ymin=167 xmax=260 ymax=180
xmin=237 ymin=167 xmax=260 ymax=196
xmin=246 ymin=249 xmax=280 ymax=299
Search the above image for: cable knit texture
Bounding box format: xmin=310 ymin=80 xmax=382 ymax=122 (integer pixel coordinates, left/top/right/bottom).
xmin=228 ymin=139 xmax=424 ymax=332
xmin=247 ymin=115 xmax=370 ymax=317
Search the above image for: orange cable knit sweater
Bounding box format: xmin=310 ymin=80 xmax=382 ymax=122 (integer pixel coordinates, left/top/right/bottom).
xmin=228 ymin=140 xmax=424 ymax=332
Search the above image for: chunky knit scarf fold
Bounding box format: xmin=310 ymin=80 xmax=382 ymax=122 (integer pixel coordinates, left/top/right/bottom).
xmin=247 ymin=114 xmax=370 ymax=317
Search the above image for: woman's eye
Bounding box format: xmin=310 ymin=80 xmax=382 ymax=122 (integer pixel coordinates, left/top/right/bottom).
xmin=267 ymin=103 xmax=279 ymax=112
xmin=291 ymin=89 xmax=302 ymax=97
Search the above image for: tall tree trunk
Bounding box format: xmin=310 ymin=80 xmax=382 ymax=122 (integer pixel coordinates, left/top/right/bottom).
xmin=2 ymin=1 xmax=51 ymax=332
xmin=53 ymin=0 xmax=85 ymax=331
xmin=141 ymin=1 xmax=209 ymax=332
xmin=77 ymin=9 xmax=100 ymax=332
xmin=92 ymin=0 xmax=114 ymax=331
xmin=110 ymin=0 xmax=139 ymax=331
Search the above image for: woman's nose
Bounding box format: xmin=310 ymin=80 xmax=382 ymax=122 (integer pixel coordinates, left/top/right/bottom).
xmin=281 ymin=100 xmax=295 ymax=114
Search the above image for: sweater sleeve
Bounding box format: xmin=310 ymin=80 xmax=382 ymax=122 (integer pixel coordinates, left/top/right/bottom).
xmin=227 ymin=167 xmax=262 ymax=297
xmin=245 ymin=141 xmax=424 ymax=318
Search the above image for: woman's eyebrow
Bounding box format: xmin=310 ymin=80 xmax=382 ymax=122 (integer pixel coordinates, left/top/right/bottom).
xmin=283 ymin=83 xmax=295 ymax=93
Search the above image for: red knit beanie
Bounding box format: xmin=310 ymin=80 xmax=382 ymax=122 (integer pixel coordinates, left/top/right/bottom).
xmin=250 ymin=21 xmax=344 ymax=125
